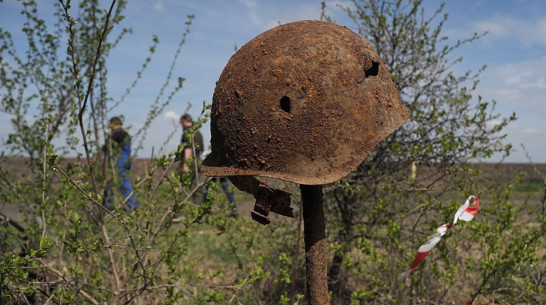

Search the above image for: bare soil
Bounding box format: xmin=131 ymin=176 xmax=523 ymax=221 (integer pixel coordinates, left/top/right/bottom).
xmin=2 ymin=157 xmax=545 ymax=224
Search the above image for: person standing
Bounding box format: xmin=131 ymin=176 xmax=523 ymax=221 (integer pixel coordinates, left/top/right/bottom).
xmin=178 ymin=114 xmax=238 ymax=216
xmin=211 ymin=177 xmax=238 ymax=217
xmin=178 ymin=114 xmax=205 ymax=204
xmin=102 ymin=116 xmax=138 ymax=211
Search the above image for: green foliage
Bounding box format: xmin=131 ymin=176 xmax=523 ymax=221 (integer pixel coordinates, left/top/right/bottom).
xmin=0 ymin=1 xmax=271 ymax=304
xmin=1 ymin=1 xmax=543 ymax=304
xmin=0 ymin=235 xmax=52 ymax=304
xmin=317 ymin=0 xmax=543 ymax=304
xmin=0 ymin=1 xmax=306 ymax=302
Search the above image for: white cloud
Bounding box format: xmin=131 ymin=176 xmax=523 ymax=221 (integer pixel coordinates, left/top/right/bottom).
xmin=261 ymin=2 xmax=331 ymax=31
xmin=524 ymin=128 xmax=543 ymax=135
xmin=164 ymin=110 xmax=179 ymax=121
xmin=239 ymin=0 xmax=257 ymax=9
xmin=153 ymin=2 xmax=165 ymax=12
xmin=472 ymin=18 xmax=511 ymax=39
xmin=486 ymin=119 xmax=501 ymax=131
xmin=479 ymin=55 xmax=546 ymax=108
xmin=520 ymin=76 xmax=546 ymax=90
xmin=471 ymin=15 xmax=546 ymax=48
xmin=538 ymin=19 xmax=546 ymax=46
xmin=238 ymin=0 xmax=260 ymax=26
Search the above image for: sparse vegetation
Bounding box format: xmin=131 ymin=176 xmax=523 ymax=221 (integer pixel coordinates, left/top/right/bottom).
xmin=0 ymin=1 xmax=544 ymax=304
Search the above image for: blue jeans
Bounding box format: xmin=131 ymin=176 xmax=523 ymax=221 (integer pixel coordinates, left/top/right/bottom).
xmin=105 ymin=166 xmax=138 ymax=211
xmin=204 ymin=177 xmax=237 ymax=212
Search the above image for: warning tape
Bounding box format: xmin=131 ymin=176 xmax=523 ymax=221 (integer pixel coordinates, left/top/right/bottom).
xmin=400 ymin=195 xmax=480 ymax=279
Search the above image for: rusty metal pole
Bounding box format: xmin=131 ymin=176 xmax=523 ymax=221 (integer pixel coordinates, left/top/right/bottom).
xmin=301 ymin=184 xmax=329 ymax=305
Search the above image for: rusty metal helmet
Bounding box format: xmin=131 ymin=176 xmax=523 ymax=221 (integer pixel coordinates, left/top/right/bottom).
xmin=201 ymin=20 xmax=410 ymax=185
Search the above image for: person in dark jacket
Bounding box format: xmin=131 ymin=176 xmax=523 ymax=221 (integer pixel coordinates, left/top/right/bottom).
xmin=179 ymin=113 xmax=204 ymax=175
xmin=102 ymin=116 xmax=138 ymax=211
xmin=178 ymin=113 xmax=206 ymax=205
xmin=178 ymin=114 xmax=238 ymax=216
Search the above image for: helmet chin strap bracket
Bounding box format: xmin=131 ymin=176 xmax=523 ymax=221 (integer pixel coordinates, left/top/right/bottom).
xmin=227 ymin=175 xmax=293 ymax=225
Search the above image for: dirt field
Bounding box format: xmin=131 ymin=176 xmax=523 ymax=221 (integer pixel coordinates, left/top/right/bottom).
xmin=2 ymin=157 xmax=545 ymax=224
xmin=0 ymin=157 xmax=258 ymax=224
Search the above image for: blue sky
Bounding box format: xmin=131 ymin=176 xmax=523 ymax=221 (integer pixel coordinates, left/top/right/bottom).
xmin=1 ymin=0 xmax=545 ymax=162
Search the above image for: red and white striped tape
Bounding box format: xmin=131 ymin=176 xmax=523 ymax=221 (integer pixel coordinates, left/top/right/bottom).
xmin=400 ymin=195 xmax=480 ymax=279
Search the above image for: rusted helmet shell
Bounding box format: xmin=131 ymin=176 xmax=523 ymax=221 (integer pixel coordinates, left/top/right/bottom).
xmin=201 ymin=20 xmax=410 ymax=185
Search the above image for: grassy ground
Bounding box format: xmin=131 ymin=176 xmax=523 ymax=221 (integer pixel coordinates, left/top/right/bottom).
xmin=1 ymin=157 xmax=544 ymax=304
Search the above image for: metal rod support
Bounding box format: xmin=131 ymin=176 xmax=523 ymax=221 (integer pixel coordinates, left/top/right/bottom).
xmin=301 ymin=184 xmax=329 ymax=305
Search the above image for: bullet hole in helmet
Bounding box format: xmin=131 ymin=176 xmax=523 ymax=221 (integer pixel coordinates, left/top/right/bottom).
xmin=365 ymin=61 xmax=379 ymax=77
xmin=280 ymin=96 xmax=291 ymax=113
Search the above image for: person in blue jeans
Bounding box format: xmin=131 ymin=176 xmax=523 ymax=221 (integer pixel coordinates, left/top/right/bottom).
xmin=102 ymin=116 xmax=138 ymax=211
xmin=203 ymin=177 xmax=238 ymax=217
xmin=178 ymin=114 xmax=237 ymax=216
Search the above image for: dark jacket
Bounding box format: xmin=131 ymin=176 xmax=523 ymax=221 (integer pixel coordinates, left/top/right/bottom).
xmin=178 ymin=126 xmax=204 ymax=161
xmin=103 ymin=128 xmax=132 ymax=170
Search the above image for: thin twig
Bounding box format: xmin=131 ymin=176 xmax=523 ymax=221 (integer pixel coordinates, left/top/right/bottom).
xmin=38 ymin=259 xmax=101 ymax=305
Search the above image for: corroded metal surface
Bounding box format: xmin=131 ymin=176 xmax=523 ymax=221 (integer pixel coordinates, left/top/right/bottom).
xmin=227 ymin=175 xmax=293 ymax=225
xmin=201 ymin=20 xmax=409 ymax=185
xmin=301 ymin=185 xmax=329 ymax=304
